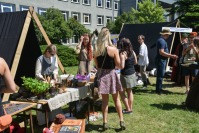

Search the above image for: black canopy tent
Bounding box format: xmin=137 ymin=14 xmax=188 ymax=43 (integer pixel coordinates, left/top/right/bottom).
xmin=0 ymin=8 xmax=66 ymax=102
xmin=0 ymin=11 xmax=42 ymax=86
xmin=0 ymin=11 xmax=42 ymax=101
xmin=119 ymin=21 xmax=181 ymax=71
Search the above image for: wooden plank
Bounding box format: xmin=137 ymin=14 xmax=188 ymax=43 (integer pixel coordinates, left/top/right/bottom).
xmin=2 ymin=12 xmax=32 ymax=102
xmin=166 ymin=20 xmax=180 ymax=71
xmin=29 ymin=7 xmax=66 ymax=74
xmin=4 ymin=101 xmax=36 ymax=116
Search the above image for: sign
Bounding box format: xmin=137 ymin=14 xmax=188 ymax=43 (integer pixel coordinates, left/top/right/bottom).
xmin=162 ymin=27 xmax=192 ymax=33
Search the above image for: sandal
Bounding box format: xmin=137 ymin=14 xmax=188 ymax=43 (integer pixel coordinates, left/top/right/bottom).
xmin=122 ymin=109 xmax=132 ymax=114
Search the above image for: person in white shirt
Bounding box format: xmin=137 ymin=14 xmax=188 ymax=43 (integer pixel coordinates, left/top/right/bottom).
xmin=137 ymin=35 xmax=149 ymax=89
xmin=35 ymin=44 xmax=61 ymax=125
xmin=35 ymin=44 xmax=58 ymax=82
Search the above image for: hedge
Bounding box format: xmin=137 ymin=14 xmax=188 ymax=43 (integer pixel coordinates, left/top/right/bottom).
xmin=40 ymin=44 xmax=78 ymax=67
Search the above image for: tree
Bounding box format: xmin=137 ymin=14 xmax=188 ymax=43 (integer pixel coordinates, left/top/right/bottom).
xmin=132 ymin=0 xmax=165 ymax=23
xmin=107 ymin=11 xmax=137 ymax=34
xmin=36 ymin=8 xmax=73 ymax=44
xmin=169 ymin=0 xmax=199 ymax=30
xmin=66 ymin=18 xmax=90 ymax=38
xmin=107 ymin=0 xmax=165 ymax=34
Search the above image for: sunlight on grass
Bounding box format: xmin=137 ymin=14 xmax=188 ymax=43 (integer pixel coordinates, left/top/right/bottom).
xmin=24 ymin=71 xmax=199 ymax=133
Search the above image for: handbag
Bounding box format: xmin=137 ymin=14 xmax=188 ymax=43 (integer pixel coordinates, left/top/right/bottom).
xmin=94 ymin=52 xmax=107 ymax=88
xmin=0 ymin=109 xmax=12 ymax=132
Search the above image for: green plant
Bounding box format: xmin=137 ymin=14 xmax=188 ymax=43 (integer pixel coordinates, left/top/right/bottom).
xmin=40 ymin=44 xmax=79 ymax=67
xmin=21 ymin=76 xmax=50 ymax=95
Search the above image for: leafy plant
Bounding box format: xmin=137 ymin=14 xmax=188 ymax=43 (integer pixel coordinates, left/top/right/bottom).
xmin=21 ymin=76 xmax=50 ymax=95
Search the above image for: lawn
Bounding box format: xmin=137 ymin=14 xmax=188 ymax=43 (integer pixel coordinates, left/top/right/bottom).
xmin=85 ymin=77 xmax=199 ymax=133
xmin=19 ymin=66 xmax=199 ymax=133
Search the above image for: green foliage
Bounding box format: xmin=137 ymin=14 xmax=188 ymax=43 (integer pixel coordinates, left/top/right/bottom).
xmin=169 ymin=0 xmax=199 ymax=30
xmin=40 ymin=44 xmax=78 ymax=67
xmin=108 ymin=0 xmax=165 ymax=33
xmin=132 ymin=0 xmax=165 ymax=23
xmin=35 ymin=8 xmax=73 ymax=44
xmin=108 ymin=12 xmax=137 ymax=33
xmin=66 ymin=18 xmax=90 ymax=37
xmin=21 ymin=76 xmax=50 ymax=94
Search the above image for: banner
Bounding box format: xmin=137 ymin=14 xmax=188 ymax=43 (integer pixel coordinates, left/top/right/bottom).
xmin=162 ymin=27 xmax=192 ymax=33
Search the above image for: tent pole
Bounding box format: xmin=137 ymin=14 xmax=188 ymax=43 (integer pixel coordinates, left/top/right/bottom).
xmin=118 ymin=23 xmax=125 ymax=37
xmin=2 ymin=11 xmax=32 ymax=102
xmin=29 ymin=7 xmax=66 ymax=74
xmin=165 ymin=20 xmax=180 ymax=72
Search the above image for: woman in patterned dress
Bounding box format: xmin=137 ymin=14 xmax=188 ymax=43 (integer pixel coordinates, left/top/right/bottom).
xmin=93 ymin=27 xmax=125 ymax=130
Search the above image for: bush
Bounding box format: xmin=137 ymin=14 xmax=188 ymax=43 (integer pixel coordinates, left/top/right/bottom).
xmin=40 ymin=44 xmax=78 ymax=67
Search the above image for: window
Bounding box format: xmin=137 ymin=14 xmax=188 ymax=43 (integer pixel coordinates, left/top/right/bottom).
xmin=71 ymin=0 xmax=80 ymax=3
xmin=58 ymin=0 xmax=68 ymax=1
xmin=38 ymin=8 xmax=47 ymax=16
xmin=83 ymin=14 xmax=91 ymax=24
xmin=83 ymin=0 xmax=90 ymax=5
xmin=72 ymin=35 xmax=79 ymax=44
xmin=106 ymin=17 xmax=112 ymax=24
xmin=62 ymin=11 xmax=69 ymax=21
xmin=97 ymin=15 xmax=104 ymax=25
xmin=114 ymin=1 xmax=118 ymax=10
xmin=62 ymin=38 xmax=69 ymax=44
xmin=20 ymin=5 xmax=29 ymax=11
xmin=97 ymin=0 xmax=103 ymax=7
xmin=72 ymin=12 xmax=80 ymax=21
xmin=0 ymin=3 xmax=15 ymax=12
xmin=106 ymin=0 xmax=111 ymax=9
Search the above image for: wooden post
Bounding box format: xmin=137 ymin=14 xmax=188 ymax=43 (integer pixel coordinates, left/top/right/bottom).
xmin=165 ymin=20 xmax=180 ymax=72
xmin=29 ymin=7 xmax=66 ymax=74
xmin=2 ymin=12 xmax=32 ymax=102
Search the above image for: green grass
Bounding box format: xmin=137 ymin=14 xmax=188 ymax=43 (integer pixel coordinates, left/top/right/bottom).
xmin=86 ymin=77 xmax=199 ymax=133
xmin=20 ymin=69 xmax=199 ymax=133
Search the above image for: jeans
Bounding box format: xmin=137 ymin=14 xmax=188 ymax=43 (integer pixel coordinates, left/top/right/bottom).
xmin=156 ymin=59 xmax=166 ymax=92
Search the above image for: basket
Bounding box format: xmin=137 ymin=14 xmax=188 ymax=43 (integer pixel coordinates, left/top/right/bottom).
xmin=77 ymin=81 xmax=87 ymax=87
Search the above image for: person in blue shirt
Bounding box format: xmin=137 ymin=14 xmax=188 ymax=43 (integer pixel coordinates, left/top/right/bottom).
xmin=155 ymin=28 xmax=177 ymax=95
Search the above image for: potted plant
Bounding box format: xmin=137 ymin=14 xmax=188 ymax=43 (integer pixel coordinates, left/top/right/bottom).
xmin=21 ymin=76 xmax=50 ymax=99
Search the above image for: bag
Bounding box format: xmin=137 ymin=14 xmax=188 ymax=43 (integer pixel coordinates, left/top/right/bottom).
xmin=92 ymin=87 xmax=102 ymax=101
xmin=75 ymin=74 xmax=90 ymax=82
xmin=0 ymin=114 xmax=12 ymax=132
xmin=94 ymin=75 xmax=99 ymax=88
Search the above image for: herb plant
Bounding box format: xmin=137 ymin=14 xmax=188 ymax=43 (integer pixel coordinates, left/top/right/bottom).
xmin=21 ymin=76 xmax=50 ymax=95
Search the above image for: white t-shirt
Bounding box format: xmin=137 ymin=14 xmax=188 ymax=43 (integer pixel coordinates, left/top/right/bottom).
xmin=138 ymin=43 xmax=149 ymax=66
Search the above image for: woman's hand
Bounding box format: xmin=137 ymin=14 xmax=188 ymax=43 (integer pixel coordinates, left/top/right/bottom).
xmin=120 ymin=51 xmax=127 ymax=60
xmin=80 ymin=36 xmax=84 ymax=43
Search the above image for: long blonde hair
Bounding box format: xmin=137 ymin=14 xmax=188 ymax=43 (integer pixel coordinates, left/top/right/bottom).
xmin=94 ymin=27 xmax=114 ymax=57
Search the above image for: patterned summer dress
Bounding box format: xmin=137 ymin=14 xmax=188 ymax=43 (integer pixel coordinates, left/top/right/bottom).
xmin=97 ymin=50 xmax=123 ymax=94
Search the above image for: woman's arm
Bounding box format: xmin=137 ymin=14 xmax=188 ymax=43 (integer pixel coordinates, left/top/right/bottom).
xmin=35 ymin=58 xmax=45 ymax=81
xmin=133 ymin=51 xmax=138 ymax=65
xmin=75 ymin=36 xmax=84 ymax=54
xmin=113 ymin=48 xmax=121 ymax=68
xmin=0 ymin=58 xmax=16 ymax=93
xmin=117 ymin=52 xmax=127 ymax=69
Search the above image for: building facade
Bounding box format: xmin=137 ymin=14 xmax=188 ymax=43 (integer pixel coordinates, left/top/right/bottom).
xmin=0 ymin=0 xmax=176 ymax=44
xmin=0 ymin=0 xmax=120 ymax=33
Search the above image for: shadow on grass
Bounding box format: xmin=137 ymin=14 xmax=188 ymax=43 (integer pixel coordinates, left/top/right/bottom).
xmin=86 ymin=123 xmax=124 ymax=132
xmin=150 ymin=103 xmax=187 ymax=111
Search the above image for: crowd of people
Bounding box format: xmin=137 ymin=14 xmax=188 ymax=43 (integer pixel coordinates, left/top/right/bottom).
xmin=80 ymin=27 xmax=199 ymax=130
xmin=1 ymin=25 xmax=199 ymax=131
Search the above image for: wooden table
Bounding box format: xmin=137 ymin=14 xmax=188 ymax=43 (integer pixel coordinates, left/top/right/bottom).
xmin=50 ymin=119 xmax=85 ymax=133
xmin=3 ymin=101 xmax=36 ymax=133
